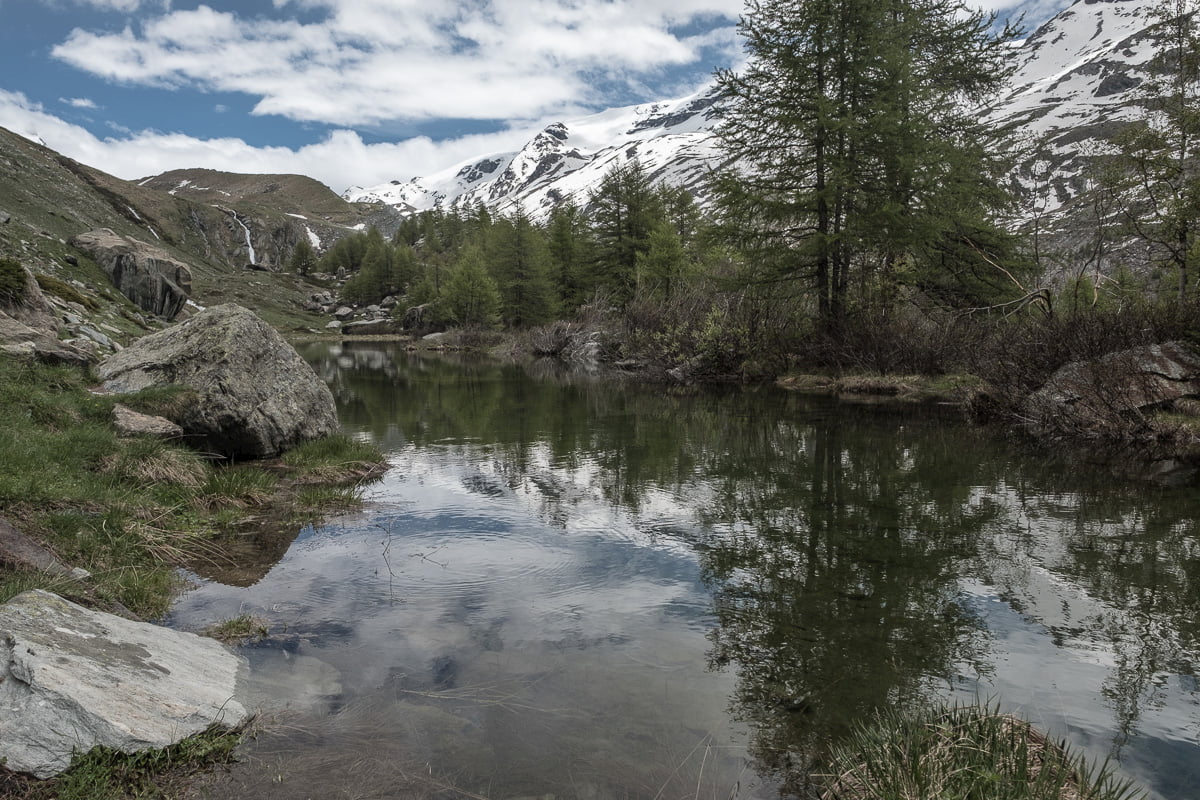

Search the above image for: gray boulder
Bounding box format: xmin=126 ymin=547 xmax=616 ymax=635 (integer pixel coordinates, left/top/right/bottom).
xmin=112 ymin=403 xmax=184 ymax=439
xmin=96 ymin=304 xmax=338 ymax=458
xmin=71 ymin=229 xmax=192 ymax=320
xmin=1024 ymin=341 xmax=1200 ymax=435
xmin=0 ymin=590 xmax=250 ymax=778
xmin=0 ymin=310 xmax=92 ymax=367
xmin=341 ymin=318 xmax=395 ymax=336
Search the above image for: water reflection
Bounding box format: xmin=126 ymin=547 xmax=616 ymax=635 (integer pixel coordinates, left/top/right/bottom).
xmin=173 ymin=342 xmax=1200 ymax=800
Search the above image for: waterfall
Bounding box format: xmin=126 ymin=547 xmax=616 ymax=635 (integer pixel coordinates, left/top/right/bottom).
xmin=227 ymin=210 xmax=257 ymax=265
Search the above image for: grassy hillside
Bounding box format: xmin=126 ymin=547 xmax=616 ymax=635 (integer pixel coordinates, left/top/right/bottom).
xmin=0 ymin=127 xmax=403 ymax=334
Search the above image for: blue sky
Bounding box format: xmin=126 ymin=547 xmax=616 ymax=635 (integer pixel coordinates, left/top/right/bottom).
xmin=0 ymin=0 xmax=1070 ymax=194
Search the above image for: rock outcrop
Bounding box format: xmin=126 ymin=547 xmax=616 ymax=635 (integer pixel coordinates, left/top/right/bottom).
xmin=1023 ymin=341 xmax=1200 ymax=435
xmin=0 ymin=262 xmax=59 ymax=333
xmin=71 ymin=229 xmax=193 ymax=320
xmin=96 ymin=304 xmax=338 ymax=458
xmin=0 ymin=310 xmax=93 ymax=367
xmin=0 ymin=590 xmax=250 ymax=778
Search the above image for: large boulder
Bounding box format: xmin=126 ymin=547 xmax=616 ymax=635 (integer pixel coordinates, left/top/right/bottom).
xmin=96 ymin=304 xmax=338 ymax=458
xmin=1023 ymin=341 xmax=1200 ymax=435
xmin=0 ymin=590 xmax=250 ymax=778
xmin=71 ymin=228 xmax=192 ymax=320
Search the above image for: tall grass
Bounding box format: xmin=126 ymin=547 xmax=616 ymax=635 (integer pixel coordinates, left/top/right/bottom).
xmin=820 ymin=703 xmax=1145 ymax=800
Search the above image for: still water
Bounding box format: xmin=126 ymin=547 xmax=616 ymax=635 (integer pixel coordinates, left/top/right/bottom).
xmin=170 ymin=342 xmax=1200 ymax=800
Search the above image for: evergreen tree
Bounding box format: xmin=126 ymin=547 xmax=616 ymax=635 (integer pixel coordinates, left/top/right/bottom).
xmin=490 ymin=208 xmax=557 ymax=327
xmin=1113 ymin=0 xmax=1200 ymax=302
xmin=546 ymin=202 xmax=594 ymax=311
xmin=590 ymin=160 xmax=663 ymax=301
xmin=443 ymin=244 xmax=502 ymax=327
xmin=714 ymin=0 xmax=1021 ymax=327
xmin=636 ymin=222 xmax=691 ymax=298
xmin=288 ymin=238 xmax=317 ymax=275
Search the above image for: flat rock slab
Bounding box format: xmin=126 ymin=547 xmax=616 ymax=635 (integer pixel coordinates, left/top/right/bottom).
xmin=0 ymin=590 xmax=250 ymax=778
xmin=112 ymin=403 xmax=183 ymax=439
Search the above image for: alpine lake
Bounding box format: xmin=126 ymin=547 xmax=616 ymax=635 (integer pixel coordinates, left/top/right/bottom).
xmin=168 ymin=341 xmax=1200 ymax=800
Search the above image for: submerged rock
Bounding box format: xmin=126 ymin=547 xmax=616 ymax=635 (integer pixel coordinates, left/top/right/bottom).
xmin=96 ymin=303 xmax=338 ymax=458
xmin=0 ymin=590 xmax=250 ymax=778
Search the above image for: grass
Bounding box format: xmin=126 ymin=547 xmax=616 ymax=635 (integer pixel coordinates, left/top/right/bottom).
xmin=778 ymin=372 xmax=983 ymax=403
xmin=35 ymin=273 xmax=102 ymax=311
xmin=0 ymin=726 xmax=244 ymax=800
xmin=0 ymin=354 xmax=386 ymax=619
xmin=820 ymin=703 xmax=1145 ymax=800
xmin=281 ymin=433 xmax=391 ymax=483
xmin=202 ymin=613 xmax=269 ymax=644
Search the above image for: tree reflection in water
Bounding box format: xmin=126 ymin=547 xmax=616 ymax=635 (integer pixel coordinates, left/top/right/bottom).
xmin=297 ymin=342 xmax=1200 ymax=798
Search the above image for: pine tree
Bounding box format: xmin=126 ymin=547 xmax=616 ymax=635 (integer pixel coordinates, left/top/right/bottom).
xmin=546 ymin=202 xmax=594 ymax=311
xmin=713 ymin=0 xmax=1021 ymax=327
xmin=288 ymin=238 xmax=316 ymax=275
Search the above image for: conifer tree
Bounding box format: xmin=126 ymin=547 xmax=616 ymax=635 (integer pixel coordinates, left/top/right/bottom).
xmin=490 ymin=208 xmax=557 ymax=327
xmin=590 ymin=160 xmax=663 ymax=301
xmin=443 ymin=244 xmax=502 ymax=327
xmin=714 ymin=0 xmax=1020 ymax=327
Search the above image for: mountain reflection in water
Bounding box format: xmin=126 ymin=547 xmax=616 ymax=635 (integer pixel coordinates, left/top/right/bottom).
xmin=169 ymin=343 xmax=1200 ymax=800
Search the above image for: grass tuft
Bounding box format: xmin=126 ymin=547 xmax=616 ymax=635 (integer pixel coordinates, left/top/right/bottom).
xmin=281 ymin=433 xmax=389 ymax=484
xmin=820 ymin=702 xmax=1145 ymax=800
xmin=201 ymin=613 xmax=269 ymax=644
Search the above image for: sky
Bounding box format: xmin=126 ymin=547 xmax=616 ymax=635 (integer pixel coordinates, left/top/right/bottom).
xmin=0 ymin=0 xmax=1073 ymax=196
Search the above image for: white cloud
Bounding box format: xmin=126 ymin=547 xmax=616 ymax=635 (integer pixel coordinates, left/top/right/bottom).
xmin=60 ymin=97 xmax=99 ymax=109
xmin=76 ymin=0 xmax=141 ymax=9
xmin=50 ymin=0 xmax=739 ymax=127
xmin=0 ymin=89 xmax=531 ymax=193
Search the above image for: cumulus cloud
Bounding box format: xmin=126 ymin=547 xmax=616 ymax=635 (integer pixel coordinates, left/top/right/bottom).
xmin=50 ymin=0 xmax=739 ymax=127
xmin=60 ymin=97 xmax=99 ymax=108
xmin=0 ymin=89 xmax=532 ymax=193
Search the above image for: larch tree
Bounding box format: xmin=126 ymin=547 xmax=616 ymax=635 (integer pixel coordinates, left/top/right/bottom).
xmin=713 ymin=0 xmax=1021 ymax=328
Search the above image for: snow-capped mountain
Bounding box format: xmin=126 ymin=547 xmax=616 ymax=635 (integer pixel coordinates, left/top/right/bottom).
xmin=346 ymin=0 xmax=1162 ymax=226
xmin=988 ymin=0 xmax=1159 ymax=217
xmin=344 ymin=89 xmax=725 ymax=221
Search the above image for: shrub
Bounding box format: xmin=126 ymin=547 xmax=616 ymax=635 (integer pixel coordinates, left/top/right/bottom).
xmin=0 ymin=258 xmax=29 ymax=305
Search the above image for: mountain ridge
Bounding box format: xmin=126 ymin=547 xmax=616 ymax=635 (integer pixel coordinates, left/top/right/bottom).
xmin=344 ymin=0 xmax=1161 ymax=239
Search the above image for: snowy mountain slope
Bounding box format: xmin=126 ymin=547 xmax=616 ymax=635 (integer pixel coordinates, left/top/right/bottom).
xmin=346 ymin=0 xmax=1163 ymax=227
xmin=987 ymin=0 xmax=1160 ymax=216
xmin=345 ymin=89 xmax=724 ymax=221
